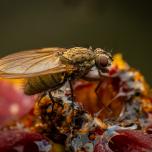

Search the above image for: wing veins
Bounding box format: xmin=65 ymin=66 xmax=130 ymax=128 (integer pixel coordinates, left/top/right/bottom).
xmin=1 ymin=47 xmax=65 ymax=60
xmin=0 ymin=65 xmax=75 ymax=78
xmin=24 ymin=55 xmax=57 ymax=73
xmin=0 ymin=52 xmax=51 ymax=64
xmin=0 ymin=54 xmax=54 ymax=71
xmin=0 ymin=47 xmax=73 ymax=78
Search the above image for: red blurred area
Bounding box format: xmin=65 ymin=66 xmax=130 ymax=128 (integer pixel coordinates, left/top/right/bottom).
xmin=109 ymin=130 xmax=152 ymax=152
xmin=0 ymin=130 xmax=51 ymax=152
xmin=0 ymin=79 xmax=34 ymax=126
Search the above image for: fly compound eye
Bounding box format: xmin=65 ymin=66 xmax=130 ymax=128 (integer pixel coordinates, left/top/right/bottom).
xmin=96 ymin=54 xmax=109 ymax=68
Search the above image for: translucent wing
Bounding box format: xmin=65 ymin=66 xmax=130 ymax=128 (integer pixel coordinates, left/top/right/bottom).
xmin=0 ymin=48 xmax=75 ymax=78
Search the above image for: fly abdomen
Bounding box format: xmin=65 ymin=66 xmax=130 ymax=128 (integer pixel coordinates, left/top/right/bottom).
xmin=24 ymin=73 xmax=66 ymax=95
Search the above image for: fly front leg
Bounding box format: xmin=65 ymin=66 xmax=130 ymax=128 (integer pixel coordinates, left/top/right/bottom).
xmin=95 ymin=77 xmax=113 ymax=115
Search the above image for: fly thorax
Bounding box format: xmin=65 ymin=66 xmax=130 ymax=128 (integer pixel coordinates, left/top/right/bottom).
xmin=70 ymin=60 xmax=95 ymax=79
xmin=60 ymin=47 xmax=95 ymax=79
xmin=60 ymin=47 xmax=95 ymax=64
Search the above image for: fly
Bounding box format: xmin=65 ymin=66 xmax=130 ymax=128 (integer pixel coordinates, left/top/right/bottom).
xmin=0 ymin=47 xmax=112 ymax=100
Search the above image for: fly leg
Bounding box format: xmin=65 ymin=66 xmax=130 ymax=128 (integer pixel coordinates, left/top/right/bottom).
xmin=68 ymin=79 xmax=75 ymax=107
xmin=48 ymin=91 xmax=54 ymax=103
xmin=37 ymin=91 xmax=54 ymax=103
xmin=69 ymin=80 xmax=74 ymax=101
xmin=47 ymin=91 xmax=55 ymax=111
xmin=37 ymin=92 xmax=47 ymax=104
xmin=95 ymin=75 xmax=113 ymax=116
xmin=37 ymin=91 xmax=55 ymax=112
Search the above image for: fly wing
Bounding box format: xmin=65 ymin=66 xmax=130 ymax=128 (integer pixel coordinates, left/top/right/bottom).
xmin=0 ymin=48 xmax=75 ymax=78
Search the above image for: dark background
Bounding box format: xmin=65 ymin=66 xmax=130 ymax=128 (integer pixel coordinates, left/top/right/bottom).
xmin=0 ymin=0 xmax=152 ymax=84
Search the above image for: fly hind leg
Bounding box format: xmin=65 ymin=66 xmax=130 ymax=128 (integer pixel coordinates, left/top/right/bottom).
xmin=67 ymin=79 xmax=75 ymax=108
xmin=48 ymin=91 xmax=55 ymax=103
xmin=37 ymin=91 xmax=55 ymax=108
xmin=69 ymin=80 xmax=74 ymax=101
xmin=37 ymin=92 xmax=47 ymax=105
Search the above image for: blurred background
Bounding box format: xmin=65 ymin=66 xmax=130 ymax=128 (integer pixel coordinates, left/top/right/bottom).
xmin=0 ymin=0 xmax=152 ymax=84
